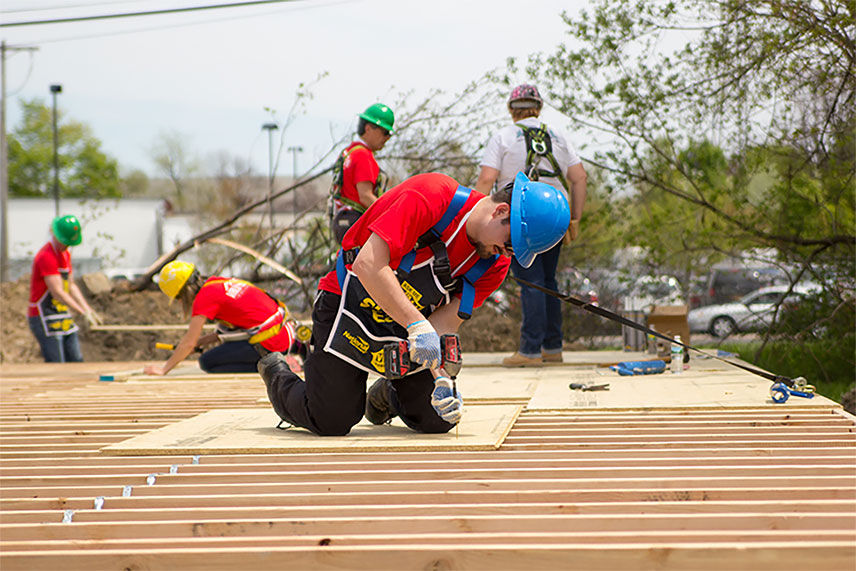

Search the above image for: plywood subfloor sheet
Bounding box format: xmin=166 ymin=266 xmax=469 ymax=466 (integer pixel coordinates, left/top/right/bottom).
xmin=101 ymin=406 xmax=522 ymax=455
xmin=527 ymin=368 xmax=840 ymax=410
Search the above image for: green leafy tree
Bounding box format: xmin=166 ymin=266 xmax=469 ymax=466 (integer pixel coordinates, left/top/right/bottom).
xmin=519 ymin=0 xmax=854 ymax=395
xmin=8 ymin=98 xmax=120 ymax=198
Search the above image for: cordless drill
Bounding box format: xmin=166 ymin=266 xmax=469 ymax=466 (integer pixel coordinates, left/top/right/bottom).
xmin=383 ymin=333 xmax=462 ymax=382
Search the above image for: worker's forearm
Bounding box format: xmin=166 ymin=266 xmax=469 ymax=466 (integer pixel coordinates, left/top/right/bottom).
xmin=68 ymin=284 xmax=93 ymax=314
xmin=571 ymin=179 xmax=587 ymax=221
xmin=160 ymin=334 xmax=199 ymax=374
xmin=474 ymin=166 xmax=499 ymax=196
xmin=49 ymin=287 xmax=87 ymax=315
xmin=427 ymin=300 xmax=463 ymax=336
xmin=355 ymin=181 xmax=377 ymax=209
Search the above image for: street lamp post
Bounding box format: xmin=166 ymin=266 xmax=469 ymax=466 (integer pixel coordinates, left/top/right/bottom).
xmin=287 ymin=145 xmax=303 ymax=215
xmin=50 ymin=84 xmax=62 ymax=217
xmin=261 ymin=122 xmax=278 ymax=229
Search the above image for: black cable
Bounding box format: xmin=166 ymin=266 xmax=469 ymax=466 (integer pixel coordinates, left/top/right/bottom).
xmin=0 ymin=0 xmax=297 ymax=27
xmin=510 ymin=274 xmax=800 ymax=387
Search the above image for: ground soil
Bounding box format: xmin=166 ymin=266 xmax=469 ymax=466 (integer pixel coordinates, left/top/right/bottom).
xmin=1 ymin=274 xmax=520 ymax=364
xmin=2 ymin=276 xmax=188 ymax=363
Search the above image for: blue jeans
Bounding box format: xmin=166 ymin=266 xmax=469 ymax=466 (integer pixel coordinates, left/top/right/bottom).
xmin=28 ymin=316 xmax=84 ymax=362
xmin=511 ymin=242 xmax=563 ymax=357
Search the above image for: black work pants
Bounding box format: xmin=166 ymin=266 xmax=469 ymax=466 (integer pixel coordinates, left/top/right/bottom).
xmin=265 ymin=291 xmax=454 ymax=436
xmin=198 ymin=340 xmax=260 ymax=373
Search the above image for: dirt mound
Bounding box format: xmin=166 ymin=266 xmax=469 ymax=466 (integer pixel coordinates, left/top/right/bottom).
xmin=1 ymin=276 xmax=185 ymax=363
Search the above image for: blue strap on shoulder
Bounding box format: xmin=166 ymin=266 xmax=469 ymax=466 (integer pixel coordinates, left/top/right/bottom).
xmin=458 ymin=255 xmax=499 ymax=319
xmin=338 ymin=185 xmax=499 ymax=317
xmin=335 ymin=249 xmax=347 ymax=289
xmin=398 ymin=185 xmax=470 ymax=275
xmin=398 ymin=251 xmax=416 ymax=274
xmin=434 ymin=186 xmax=470 ymax=236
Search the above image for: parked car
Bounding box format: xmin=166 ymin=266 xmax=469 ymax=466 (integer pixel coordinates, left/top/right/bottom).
xmin=701 ymin=265 xmax=789 ymax=306
xmin=688 ymin=284 xmax=817 ymax=337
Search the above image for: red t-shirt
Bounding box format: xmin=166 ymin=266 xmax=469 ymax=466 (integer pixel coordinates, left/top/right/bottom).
xmin=319 ymin=172 xmax=510 ymax=311
xmin=28 ymin=241 xmax=72 ymax=317
xmin=192 ymin=277 xmax=293 ymax=351
xmin=339 ymin=142 xmax=379 ymax=208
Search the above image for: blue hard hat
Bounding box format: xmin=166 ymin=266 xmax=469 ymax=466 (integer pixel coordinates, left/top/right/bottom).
xmin=510 ymin=172 xmax=570 ymax=268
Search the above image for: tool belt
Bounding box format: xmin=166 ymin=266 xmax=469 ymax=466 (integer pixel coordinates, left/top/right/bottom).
xmin=324 ymin=258 xmax=449 ymax=375
xmin=216 ymin=306 xmax=288 ymax=345
xmin=31 ymin=290 xmax=78 ymax=337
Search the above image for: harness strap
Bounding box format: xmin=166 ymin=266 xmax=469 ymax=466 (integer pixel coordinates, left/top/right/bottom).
xmin=457 ymin=256 xmax=498 ymax=319
xmin=201 ymin=279 xmax=290 ymax=345
xmin=520 ymin=123 xmax=570 ymax=191
xmin=330 ymin=142 xmax=383 ymax=214
xmin=335 ymin=184 xmax=500 ymax=318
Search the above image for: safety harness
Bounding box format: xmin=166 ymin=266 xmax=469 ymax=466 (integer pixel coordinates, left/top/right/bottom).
xmin=336 ymin=185 xmax=500 ymax=320
xmin=199 ymin=278 xmax=292 ymax=345
xmin=328 ymin=142 xmax=387 ymax=214
xmin=519 ymin=123 xmax=569 ymax=191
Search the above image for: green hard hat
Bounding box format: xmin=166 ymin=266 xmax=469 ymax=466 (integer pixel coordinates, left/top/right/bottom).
xmin=359 ymin=103 xmax=395 ymax=134
xmin=51 ymin=214 xmax=82 ymax=246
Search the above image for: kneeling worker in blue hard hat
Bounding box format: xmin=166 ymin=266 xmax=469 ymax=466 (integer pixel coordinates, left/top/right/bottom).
xmin=259 ymin=171 xmax=569 ymax=436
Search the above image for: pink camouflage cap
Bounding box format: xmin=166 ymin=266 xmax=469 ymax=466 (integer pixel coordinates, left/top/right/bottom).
xmin=508 ymin=84 xmax=543 ymax=108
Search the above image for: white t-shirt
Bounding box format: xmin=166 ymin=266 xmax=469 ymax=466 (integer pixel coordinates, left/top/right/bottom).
xmin=479 ymin=117 xmax=581 ymax=192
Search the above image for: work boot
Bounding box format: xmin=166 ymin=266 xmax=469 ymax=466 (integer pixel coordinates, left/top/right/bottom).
xmin=542 ymin=350 xmax=563 ymax=363
xmin=257 ymin=351 xmax=293 ymax=392
xmin=365 ymin=378 xmax=395 ymax=425
xmin=501 ymin=352 xmax=542 ymax=367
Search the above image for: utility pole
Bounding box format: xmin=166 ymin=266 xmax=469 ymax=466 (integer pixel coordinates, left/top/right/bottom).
xmin=287 ymin=145 xmax=303 ymax=215
xmin=50 ymin=84 xmax=62 ymax=217
xmin=261 ymin=122 xmax=278 ymax=230
xmin=1 ymin=41 xmax=39 ymax=283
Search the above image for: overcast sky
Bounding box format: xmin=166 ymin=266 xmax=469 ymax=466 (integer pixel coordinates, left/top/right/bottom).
xmin=2 ymin=0 xmax=581 ymax=179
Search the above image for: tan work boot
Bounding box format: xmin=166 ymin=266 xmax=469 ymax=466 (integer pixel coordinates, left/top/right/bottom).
xmin=502 ymin=352 xmax=542 ymax=367
xmin=542 ymin=351 xmax=563 ymax=363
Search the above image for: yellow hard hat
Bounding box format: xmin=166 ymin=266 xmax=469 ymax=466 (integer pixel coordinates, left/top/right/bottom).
xmin=157 ymin=261 xmax=196 ymax=300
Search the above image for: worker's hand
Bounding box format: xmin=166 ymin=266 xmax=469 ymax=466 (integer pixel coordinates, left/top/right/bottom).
xmin=143 ymin=364 xmax=167 ymax=376
xmin=569 ymin=219 xmax=580 ymax=241
xmin=406 ymin=319 xmax=441 ymax=369
xmin=430 ymin=376 xmax=463 ymax=424
xmin=196 ymin=333 xmax=220 ymax=348
xmin=85 ymin=310 xmax=104 ymax=327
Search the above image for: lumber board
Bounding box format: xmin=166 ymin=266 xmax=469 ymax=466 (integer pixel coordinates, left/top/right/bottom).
xmin=2 ymin=530 xmax=856 ymax=550
xmin=2 ymin=499 xmax=854 ymax=524
xmin=2 ymin=487 xmax=853 ymax=514
xmin=1 ymin=543 xmax=854 ymax=571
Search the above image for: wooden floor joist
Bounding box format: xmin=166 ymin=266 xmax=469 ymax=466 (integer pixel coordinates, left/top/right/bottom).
xmin=0 ymin=359 xmax=854 ymax=570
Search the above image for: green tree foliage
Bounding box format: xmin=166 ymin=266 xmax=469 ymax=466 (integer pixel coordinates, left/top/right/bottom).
xmin=8 ymin=98 xmax=120 ymax=198
xmin=528 ymin=0 xmax=854 ymax=254
xmin=522 ymin=0 xmax=854 ymax=388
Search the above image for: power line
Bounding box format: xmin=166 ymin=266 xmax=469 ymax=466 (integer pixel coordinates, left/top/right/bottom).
xmin=2 ymin=1 xmax=147 ymax=15
xmin=0 ymin=0 xmax=298 ymax=27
